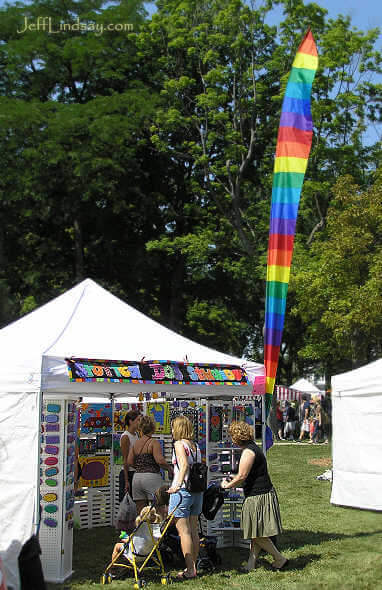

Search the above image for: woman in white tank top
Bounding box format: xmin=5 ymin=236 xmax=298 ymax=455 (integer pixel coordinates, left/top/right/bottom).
xmin=167 ymin=416 xmax=204 ymax=580
xmin=119 ymin=410 xmax=141 ymax=501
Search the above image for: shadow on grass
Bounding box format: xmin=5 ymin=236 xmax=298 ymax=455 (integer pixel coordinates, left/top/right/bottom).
xmin=280 ymin=528 xmax=382 ymax=550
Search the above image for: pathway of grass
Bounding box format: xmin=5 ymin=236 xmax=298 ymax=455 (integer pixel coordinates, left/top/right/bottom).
xmin=48 ymin=444 xmax=382 ymax=590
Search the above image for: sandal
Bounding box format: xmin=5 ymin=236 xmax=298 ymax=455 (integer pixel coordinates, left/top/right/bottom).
xmin=176 ymin=571 xmax=197 ymax=581
xmin=271 ymin=558 xmax=289 ymax=571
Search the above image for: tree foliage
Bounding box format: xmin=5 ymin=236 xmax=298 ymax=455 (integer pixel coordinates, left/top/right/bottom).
xmin=0 ymin=0 xmax=381 ymax=378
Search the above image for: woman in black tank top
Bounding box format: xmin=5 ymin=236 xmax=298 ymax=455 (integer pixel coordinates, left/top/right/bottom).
xmin=221 ymin=421 xmax=289 ymax=572
xmin=128 ymin=416 xmax=173 ymax=514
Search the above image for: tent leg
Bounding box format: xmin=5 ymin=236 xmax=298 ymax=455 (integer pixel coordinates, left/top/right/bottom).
xmin=110 ymin=394 xmax=115 ymax=527
xmin=261 ymin=395 xmax=267 ymax=457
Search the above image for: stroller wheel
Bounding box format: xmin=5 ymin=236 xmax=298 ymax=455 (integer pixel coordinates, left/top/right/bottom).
xmin=134 ymin=580 xmax=146 ymax=589
xmin=100 ymin=573 xmax=112 ymax=585
xmin=161 ymin=574 xmax=171 ymax=585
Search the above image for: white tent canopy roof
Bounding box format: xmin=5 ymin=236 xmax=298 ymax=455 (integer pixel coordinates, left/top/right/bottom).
xmin=0 ymin=278 xmax=263 ymax=395
xmin=331 ymin=358 xmax=382 ymax=397
xmin=289 ymin=378 xmax=320 ymax=393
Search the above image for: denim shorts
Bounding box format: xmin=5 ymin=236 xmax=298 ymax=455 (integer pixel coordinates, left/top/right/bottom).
xmin=168 ymin=489 xmax=203 ymax=518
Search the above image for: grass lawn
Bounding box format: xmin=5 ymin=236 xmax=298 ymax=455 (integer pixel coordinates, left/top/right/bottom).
xmin=47 ymin=443 xmax=382 ymax=590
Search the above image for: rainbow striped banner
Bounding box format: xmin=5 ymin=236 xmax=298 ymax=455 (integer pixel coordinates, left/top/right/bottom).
xmin=264 ymin=29 xmax=318 ymax=401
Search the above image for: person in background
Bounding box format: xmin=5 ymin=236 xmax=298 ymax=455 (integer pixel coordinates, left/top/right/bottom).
xmin=321 ymin=392 xmax=332 ymax=444
xmin=311 ymin=397 xmax=322 ymax=444
xmin=167 ymin=416 xmax=204 ymax=581
xmin=284 ymin=402 xmax=296 ymax=441
xmin=120 ymin=410 xmax=141 ymax=503
xmin=221 ymin=421 xmax=288 ymax=571
xmin=276 ymin=402 xmax=284 ymax=440
xmin=128 ymin=416 xmax=173 ymax=515
xmin=297 ymin=395 xmax=311 ymax=442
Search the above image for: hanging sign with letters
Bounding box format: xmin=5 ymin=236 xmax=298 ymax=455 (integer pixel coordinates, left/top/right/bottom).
xmin=66 ymin=358 xmax=249 ymax=387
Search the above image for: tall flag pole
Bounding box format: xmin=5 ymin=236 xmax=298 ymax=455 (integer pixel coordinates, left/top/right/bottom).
xmin=264 ymin=29 xmax=318 ymax=431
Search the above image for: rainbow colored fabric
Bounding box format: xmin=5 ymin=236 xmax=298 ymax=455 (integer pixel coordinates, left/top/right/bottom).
xmin=264 ymin=29 xmax=318 ymax=398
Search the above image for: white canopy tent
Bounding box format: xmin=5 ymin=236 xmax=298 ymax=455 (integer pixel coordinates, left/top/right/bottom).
xmin=330 ymin=359 xmax=382 ymax=511
xmin=289 ymin=378 xmax=320 ymax=394
xmin=0 ymin=278 xmax=264 ymax=588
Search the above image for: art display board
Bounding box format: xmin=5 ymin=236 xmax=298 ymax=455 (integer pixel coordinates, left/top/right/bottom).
xmin=39 ymin=398 xmax=76 ymax=583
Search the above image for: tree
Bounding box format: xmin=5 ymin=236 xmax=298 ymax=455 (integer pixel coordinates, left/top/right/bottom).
xmin=290 ymin=168 xmax=382 ymax=376
xmin=0 ymin=0 xmax=381 ymax=375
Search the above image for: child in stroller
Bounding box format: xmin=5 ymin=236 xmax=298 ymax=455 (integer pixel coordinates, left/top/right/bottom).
xmin=103 ymin=487 xmax=181 ymax=585
xmin=111 ymin=505 xmax=162 ymax=566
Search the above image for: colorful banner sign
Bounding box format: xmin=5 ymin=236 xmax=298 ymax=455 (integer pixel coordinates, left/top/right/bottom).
xmin=264 ymin=29 xmax=318 ymax=403
xmin=66 ymin=358 xmax=249 ymax=386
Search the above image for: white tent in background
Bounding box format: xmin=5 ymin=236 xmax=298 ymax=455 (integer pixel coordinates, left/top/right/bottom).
xmin=330 ymin=359 xmax=382 ymax=511
xmin=0 ymin=278 xmax=264 ymax=588
xmin=289 ymin=378 xmax=320 ymax=394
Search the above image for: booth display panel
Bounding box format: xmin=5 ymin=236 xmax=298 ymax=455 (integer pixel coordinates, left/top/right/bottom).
xmin=39 ymin=398 xmax=75 ymax=583
xmin=40 ymin=394 xmax=263 ymax=580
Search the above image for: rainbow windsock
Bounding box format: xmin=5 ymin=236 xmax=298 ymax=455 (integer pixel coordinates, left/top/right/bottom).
xmin=264 ymin=29 xmax=318 ymax=400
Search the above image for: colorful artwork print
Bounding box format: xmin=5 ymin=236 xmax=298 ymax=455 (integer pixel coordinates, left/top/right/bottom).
xmin=44 ymin=505 xmax=58 ymax=513
xmin=113 ymin=434 xmax=122 ymax=465
xmin=45 ymin=445 xmax=59 ymax=455
xmin=44 ymin=518 xmax=57 ymax=528
xmin=46 ymin=404 xmax=61 ymax=413
xmin=209 ymin=407 xmax=223 ymax=443
xmin=114 ymin=403 xmax=144 ymax=432
xmin=67 ymin=358 xmax=249 ymax=386
xmin=44 ymin=457 xmax=58 ymax=466
xmin=45 ymin=479 xmax=58 ymax=487
xmin=79 ymin=438 xmax=97 ymax=455
xmin=43 ymin=493 xmax=57 ymax=502
xmin=81 ymin=403 xmax=112 ymax=433
xmin=45 ymin=415 xmax=59 ymax=423
xmin=96 ymin=433 xmax=112 ymax=450
xmin=78 ymin=456 xmax=109 ymax=487
xmin=147 ymin=403 xmax=171 ymax=434
xmin=45 ymin=435 xmax=60 ymax=444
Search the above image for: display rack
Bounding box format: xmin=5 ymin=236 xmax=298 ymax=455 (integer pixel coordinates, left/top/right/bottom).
xmin=39 ymin=397 xmax=76 ymax=583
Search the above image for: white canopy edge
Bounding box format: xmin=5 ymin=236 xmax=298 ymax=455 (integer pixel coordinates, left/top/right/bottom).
xmin=331 ymin=358 xmax=382 ymax=397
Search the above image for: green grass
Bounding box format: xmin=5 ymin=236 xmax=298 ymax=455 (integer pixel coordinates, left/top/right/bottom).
xmin=48 ymin=444 xmax=382 ymax=590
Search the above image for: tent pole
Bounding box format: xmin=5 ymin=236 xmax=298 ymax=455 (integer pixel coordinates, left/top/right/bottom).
xmin=110 ymin=394 xmax=115 ymax=527
xmin=34 ymin=365 xmax=44 ymax=536
xmin=261 ymin=394 xmax=266 ymax=457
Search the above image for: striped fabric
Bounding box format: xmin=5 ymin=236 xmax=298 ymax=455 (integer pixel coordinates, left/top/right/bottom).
xmin=265 ymin=30 xmax=318 ymax=399
xmin=275 ymin=386 xmax=302 ymax=402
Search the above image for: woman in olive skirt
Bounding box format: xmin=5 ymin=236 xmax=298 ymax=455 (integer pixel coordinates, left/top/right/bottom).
xmin=221 ymin=421 xmax=288 ymax=571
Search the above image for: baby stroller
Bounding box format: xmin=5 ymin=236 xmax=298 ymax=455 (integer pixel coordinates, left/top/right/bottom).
xmin=100 ymin=493 xmax=182 ymax=587
xmin=196 ymin=483 xmax=227 ymax=572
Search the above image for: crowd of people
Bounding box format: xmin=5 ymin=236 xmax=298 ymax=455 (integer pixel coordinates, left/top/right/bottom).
xmin=115 ymin=411 xmax=288 ymax=579
xmin=275 ymin=394 xmax=332 ymax=444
